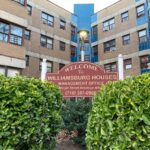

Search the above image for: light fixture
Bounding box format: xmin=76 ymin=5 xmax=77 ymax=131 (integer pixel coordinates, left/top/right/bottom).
xmin=78 ymin=30 xmax=89 ymax=41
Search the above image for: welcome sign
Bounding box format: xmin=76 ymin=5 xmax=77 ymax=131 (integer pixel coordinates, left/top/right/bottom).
xmin=46 ymin=62 xmax=118 ymax=98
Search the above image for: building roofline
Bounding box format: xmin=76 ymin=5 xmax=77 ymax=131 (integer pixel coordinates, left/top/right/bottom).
xmin=48 ymin=0 xmax=125 ymax=15
xmin=47 ymin=0 xmax=71 ymax=13
xmin=95 ymin=0 xmax=121 ymax=14
xmin=74 ymin=3 xmax=94 ymax=5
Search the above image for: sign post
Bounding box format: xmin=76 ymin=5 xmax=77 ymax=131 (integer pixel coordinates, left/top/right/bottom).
xmin=41 ymin=58 xmax=47 ymax=81
xmin=118 ymin=54 xmax=124 ymax=80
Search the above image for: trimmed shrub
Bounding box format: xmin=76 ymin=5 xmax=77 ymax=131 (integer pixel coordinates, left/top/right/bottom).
xmin=86 ymin=73 xmax=150 ymax=150
xmin=0 ymin=75 xmax=62 ymax=150
xmin=61 ymin=99 xmax=92 ymax=147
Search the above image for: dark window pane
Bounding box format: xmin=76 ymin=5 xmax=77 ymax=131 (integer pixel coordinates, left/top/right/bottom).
xmin=0 ymin=22 xmax=9 ymax=33
xmin=60 ymin=41 xmax=65 ymax=50
xmin=60 ymin=20 xmax=66 ymax=30
xmin=24 ymin=30 xmax=30 ymax=40
xmin=27 ymin=5 xmax=32 ymax=15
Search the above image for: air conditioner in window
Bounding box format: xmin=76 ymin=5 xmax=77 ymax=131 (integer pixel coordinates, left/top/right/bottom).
xmin=103 ymin=27 xmax=109 ymax=32
xmin=110 ymin=47 xmax=116 ymax=51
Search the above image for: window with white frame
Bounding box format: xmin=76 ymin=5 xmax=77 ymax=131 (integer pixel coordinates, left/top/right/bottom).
xmin=124 ymin=59 xmax=132 ymax=70
xmin=136 ymin=4 xmax=145 ymax=17
xmin=103 ymin=18 xmax=115 ymax=31
xmin=121 ymin=11 xmax=129 ymax=22
xmin=42 ymin=12 xmax=54 ymax=27
xmin=104 ymin=39 xmax=116 ymax=52
xmin=122 ymin=34 xmax=130 ymax=45
xmin=138 ymin=29 xmax=147 ymax=43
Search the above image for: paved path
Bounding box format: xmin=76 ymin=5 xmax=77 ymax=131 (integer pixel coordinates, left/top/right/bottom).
xmin=56 ymin=141 xmax=83 ymax=150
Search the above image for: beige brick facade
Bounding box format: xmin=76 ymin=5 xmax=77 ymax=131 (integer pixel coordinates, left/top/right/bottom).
xmin=0 ymin=0 xmax=150 ymax=78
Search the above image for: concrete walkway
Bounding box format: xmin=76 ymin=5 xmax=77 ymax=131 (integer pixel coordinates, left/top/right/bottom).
xmin=56 ymin=141 xmax=83 ymax=150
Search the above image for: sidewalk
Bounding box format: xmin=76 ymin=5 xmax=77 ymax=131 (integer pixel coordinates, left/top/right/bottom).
xmin=56 ymin=141 xmax=82 ymax=150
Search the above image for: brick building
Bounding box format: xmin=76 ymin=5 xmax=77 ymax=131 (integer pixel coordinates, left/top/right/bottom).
xmin=0 ymin=0 xmax=150 ymax=78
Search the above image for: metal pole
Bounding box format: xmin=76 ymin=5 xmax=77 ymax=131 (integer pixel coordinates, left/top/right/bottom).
xmin=41 ymin=58 xmax=47 ymax=81
xmin=118 ymin=54 xmax=124 ymax=80
xmin=81 ymin=41 xmax=85 ymax=61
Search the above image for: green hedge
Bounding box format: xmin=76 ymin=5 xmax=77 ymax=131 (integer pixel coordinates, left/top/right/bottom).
xmin=0 ymin=76 xmax=62 ymax=150
xmin=86 ymin=73 xmax=150 ymax=150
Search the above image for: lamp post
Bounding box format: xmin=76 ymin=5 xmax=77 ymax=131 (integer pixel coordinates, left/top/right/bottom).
xmin=78 ymin=30 xmax=89 ymax=61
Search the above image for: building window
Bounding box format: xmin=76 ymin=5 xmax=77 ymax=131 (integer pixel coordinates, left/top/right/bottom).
xmin=71 ymin=25 xmax=76 ymax=35
xmin=60 ymin=19 xmax=66 ymax=30
xmin=0 ymin=21 xmax=23 ymax=46
xmin=104 ymin=62 xmax=117 ymax=72
xmin=7 ymin=68 xmax=20 ymax=77
xmin=13 ymin=0 xmax=26 ymax=6
xmin=124 ymin=59 xmax=132 ymax=70
xmin=84 ymin=55 xmax=90 ymax=61
xmin=0 ymin=66 xmax=5 ymax=75
xmin=25 ymin=55 xmax=29 ymax=67
xmin=92 ymin=25 xmax=98 ymax=35
xmin=59 ymin=63 xmax=65 ymax=70
xmin=71 ymin=45 xmax=76 ymax=56
xmin=40 ymin=35 xmax=53 ymax=49
xmin=122 ymin=34 xmax=130 ymax=45
xmin=10 ymin=25 xmax=23 ymax=46
xmin=104 ymin=39 xmax=116 ymax=52
xmin=79 ymin=55 xmax=90 ymax=61
xmin=93 ymin=45 xmax=98 ymax=56
xmin=24 ymin=30 xmax=30 ymax=40
xmin=0 ymin=22 xmax=9 ymax=42
xmin=121 ymin=11 xmax=128 ymax=22
xmin=140 ymin=55 xmax=150 ymax=69
xmin=138 ymin=29 xmax=147 ymax=43
xmin=60 ymin=41 xmax=65 ymax=51
xmin=136 ymin=4 xmax=145 ymax=18
xmin=103 ymin=18 xmax=115 ymax=31
xmin=27 ymin=5 xmax=32 ymax=15
xmin=42 ymin=12 xmax=54 ymax=27
xmin=47 ymin=61 xmax=53 ymax=72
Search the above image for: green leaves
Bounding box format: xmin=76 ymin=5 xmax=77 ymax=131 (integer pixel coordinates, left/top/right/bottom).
xmin=61 ymin=100 xmax=92 ymax=146
xmin=0 ymin=75 xmax=62 ymax=150
xmin=86 ymin=73 xmax=150 ymax=150
xmin=142 ymin=114 xmax=150 ymax=125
